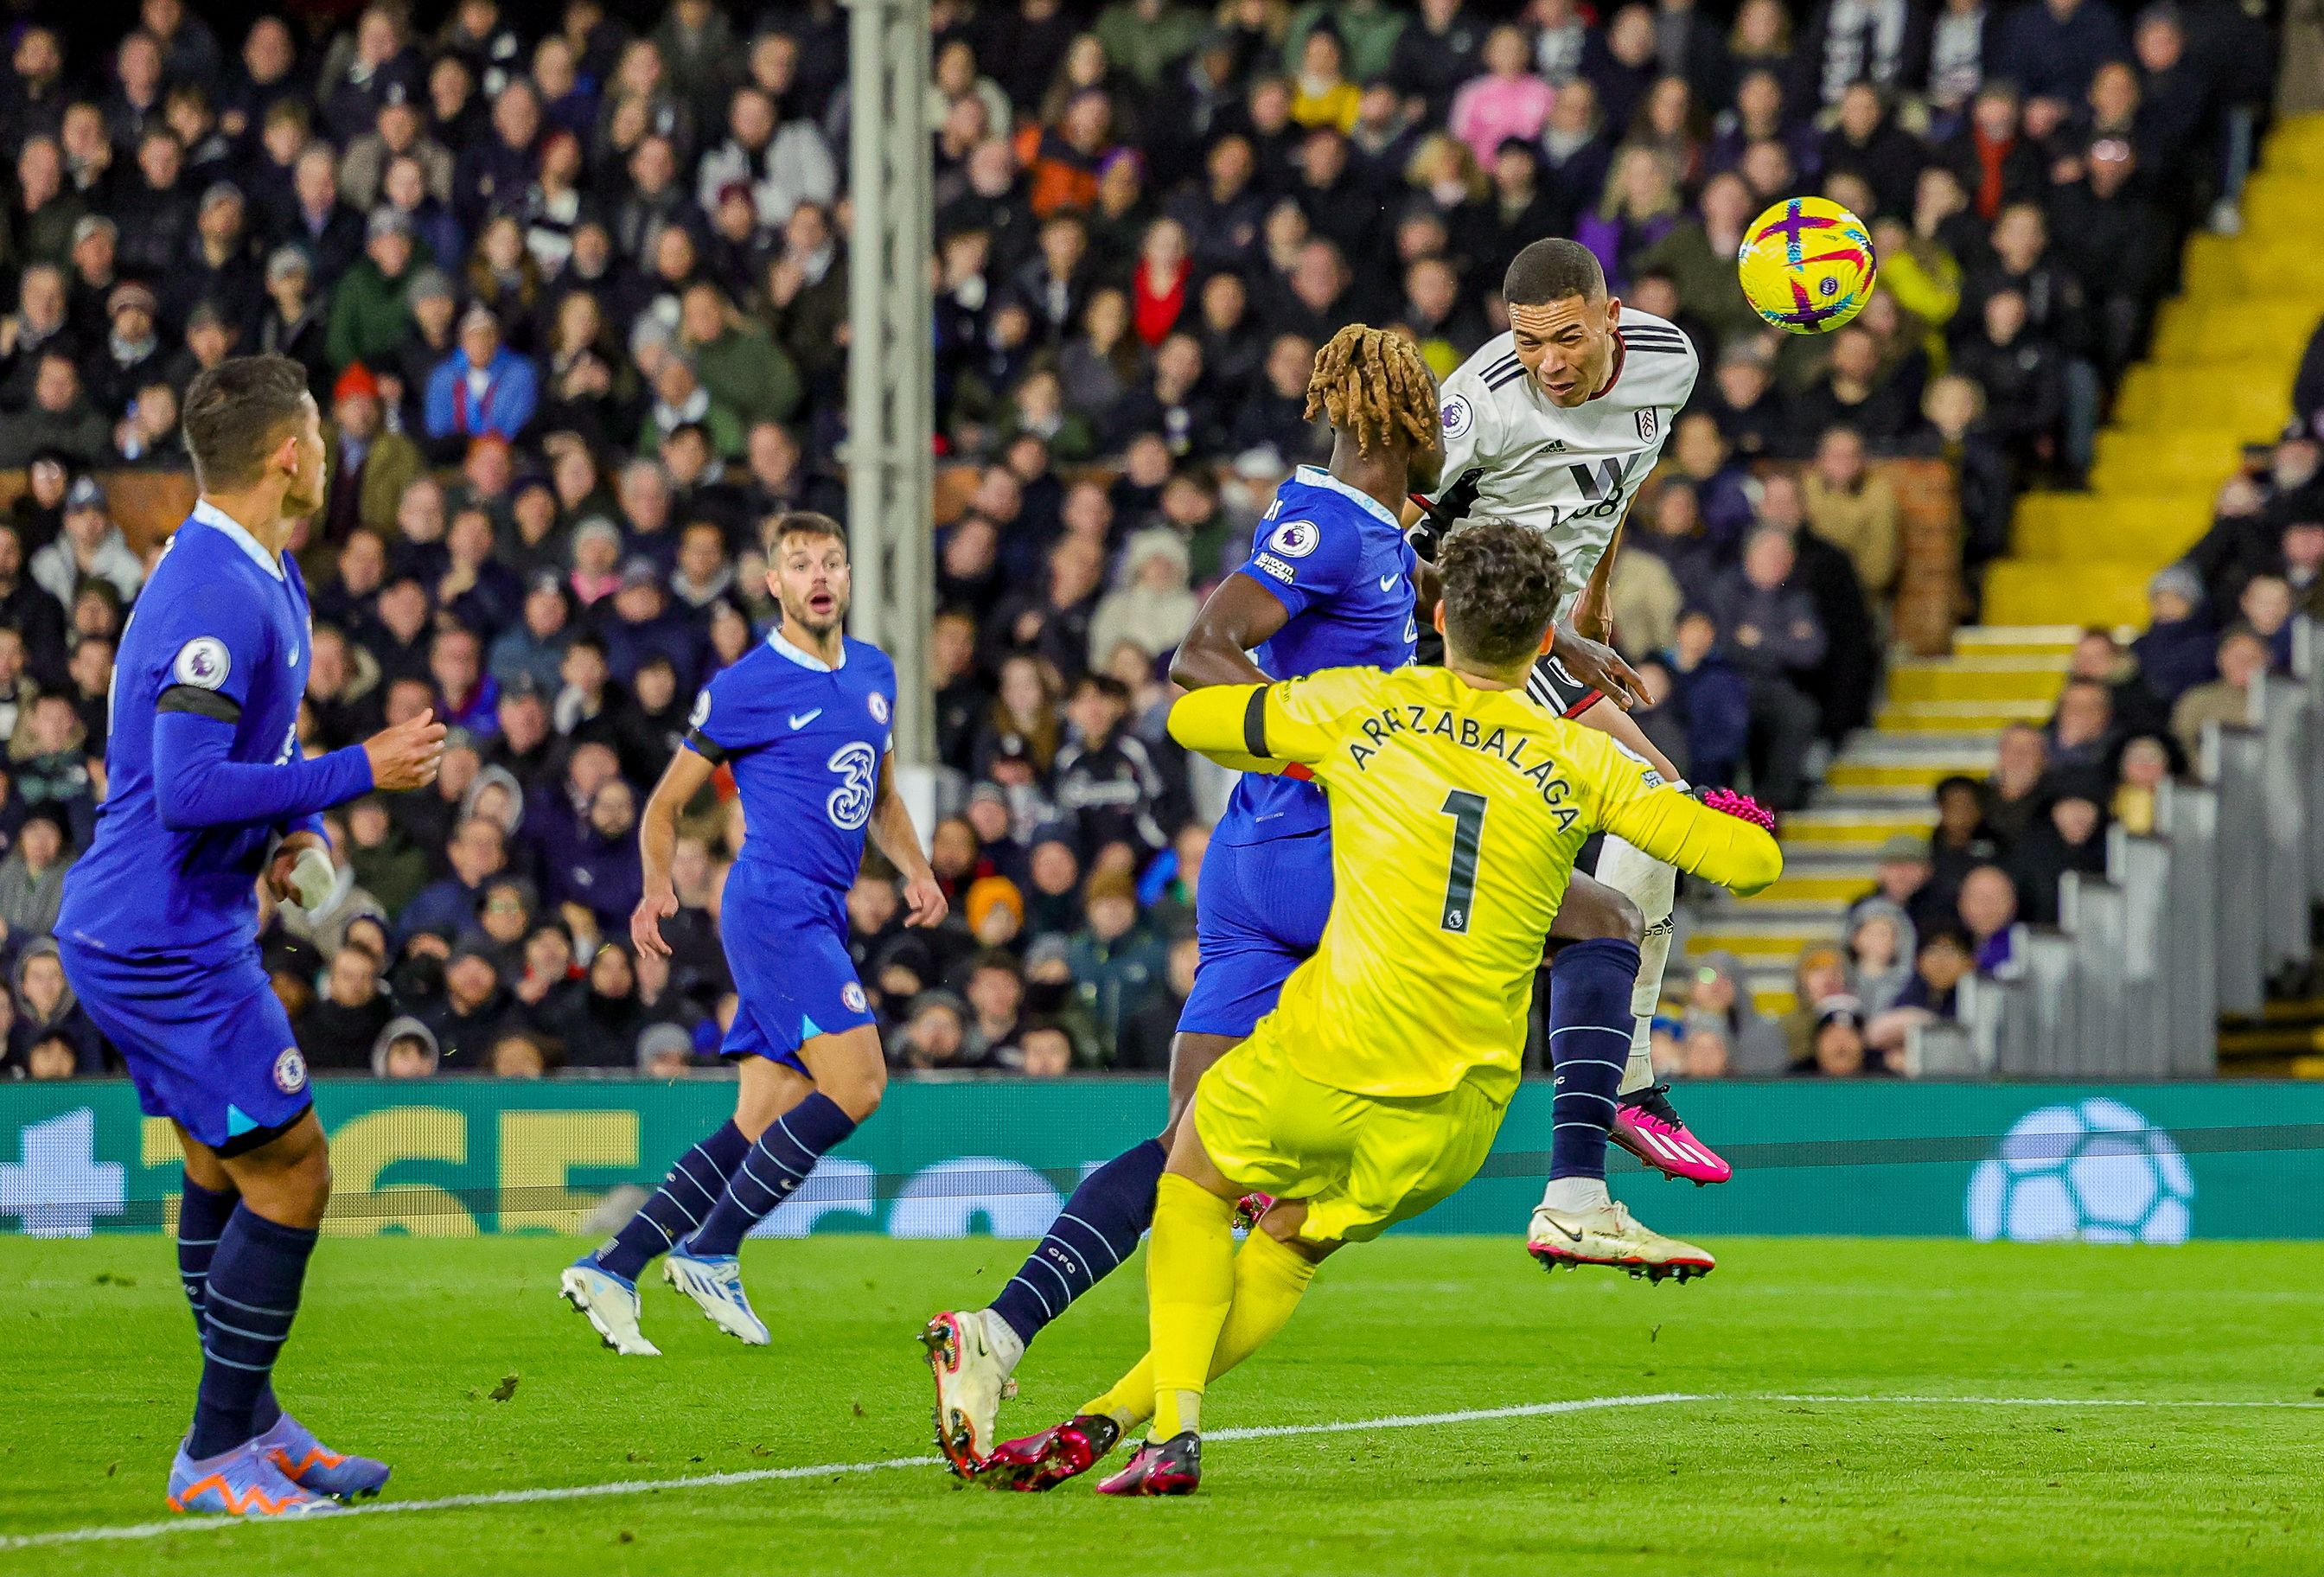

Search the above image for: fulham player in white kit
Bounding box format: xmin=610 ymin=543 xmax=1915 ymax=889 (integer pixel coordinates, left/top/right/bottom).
xmin=1409 ymin=239 xmax=1734 ymax=1225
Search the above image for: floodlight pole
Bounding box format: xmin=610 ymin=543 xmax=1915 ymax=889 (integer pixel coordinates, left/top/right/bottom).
xmin=846 ymin=0 xmax=934 ymax=765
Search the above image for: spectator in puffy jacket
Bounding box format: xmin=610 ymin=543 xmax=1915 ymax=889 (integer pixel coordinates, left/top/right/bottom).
xmin=424 ymin=303 xmax=540 ymax=443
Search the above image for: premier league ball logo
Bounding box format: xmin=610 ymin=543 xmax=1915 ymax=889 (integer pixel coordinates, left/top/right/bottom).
xmin=1964 ymin=1097 xmax=2193 ymax=1244
xmin=173 ymin=636 xmax=231 ymax=691
xmin=1268 ymin=520 xmax=1319 ymax=559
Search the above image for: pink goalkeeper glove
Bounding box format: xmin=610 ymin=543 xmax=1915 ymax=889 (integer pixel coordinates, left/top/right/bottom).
xmin=1695 ymin=787 xmax=1776 ymax=833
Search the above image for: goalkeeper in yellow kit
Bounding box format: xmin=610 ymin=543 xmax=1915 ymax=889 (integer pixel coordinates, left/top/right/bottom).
xmin=1076 ymin=520 xmax=1784 ymax=1497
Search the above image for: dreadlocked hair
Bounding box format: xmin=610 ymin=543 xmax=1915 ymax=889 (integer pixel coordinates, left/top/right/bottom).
xmin=1303 ymin=324 xmax=1440 ymax=457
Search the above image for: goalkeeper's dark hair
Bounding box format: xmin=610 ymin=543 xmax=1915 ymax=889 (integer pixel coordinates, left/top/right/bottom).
xmin=182 ymin=354 xmax=312 ymax=492
xmin=1437 ymin=519 xmax=1565 ymax=669
xmin=1503 ymin=238 xmax=1607 ymax=306
xmin=1304 ymin=322 xmax=1439 ymax=457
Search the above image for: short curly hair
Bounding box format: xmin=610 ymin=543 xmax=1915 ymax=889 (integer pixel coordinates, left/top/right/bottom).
xmin=1436 ymin=519 xmax=1565 ymax=668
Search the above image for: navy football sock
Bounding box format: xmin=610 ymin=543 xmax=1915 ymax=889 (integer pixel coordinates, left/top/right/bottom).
xmin=687 ymin=1094 xmax=857 ymax=1257
xmin=188 ymin=1205 xmax=317 ymax=1460
xmin=178 ymin=1175 xmax=281 ymax=1435
xmin=595 ymin=1120 xmax=751 ymax=1281
xmin=989 ymin=1136 xmax=1166 ymax=1349
xmin=1547 ymin=938 xmax=1644 ymax=1181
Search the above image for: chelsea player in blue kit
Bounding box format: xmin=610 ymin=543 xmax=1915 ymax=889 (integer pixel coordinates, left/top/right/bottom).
xmin=54 ymin=357 xmax=448 ymax=1517
xmin=561 ymin=511 xmax=946 ymax=1355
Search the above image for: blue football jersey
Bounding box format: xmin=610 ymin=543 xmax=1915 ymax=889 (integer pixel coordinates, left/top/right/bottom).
xmin=683 ymin=630 xmax=897 ymax=894
xmin=1213 ymin=466 xmax=1418 ymax=848
xmin=59 ymin=503 xmax=366 ymax=958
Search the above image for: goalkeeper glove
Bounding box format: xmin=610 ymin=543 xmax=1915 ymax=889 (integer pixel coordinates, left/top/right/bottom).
xmin=1694 ymin=786 xmax=1776 ymax=833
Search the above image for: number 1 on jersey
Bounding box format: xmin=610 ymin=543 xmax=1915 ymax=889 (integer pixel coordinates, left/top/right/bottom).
xmin=1439 ymin=788 xmax=1486 ymax=933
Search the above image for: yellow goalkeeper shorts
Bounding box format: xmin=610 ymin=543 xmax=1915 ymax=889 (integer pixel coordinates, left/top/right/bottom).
xmin=1191 ymin=1020 xmax=1506 ymax=1245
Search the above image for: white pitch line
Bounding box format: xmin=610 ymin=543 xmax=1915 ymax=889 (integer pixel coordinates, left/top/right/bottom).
xmin=7 ymin=1390 xmax=2321 ymax=1552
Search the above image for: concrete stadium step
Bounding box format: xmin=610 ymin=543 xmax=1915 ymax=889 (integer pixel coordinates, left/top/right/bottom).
xmin=1686 ymin=921 xmax=1837 ymax=964
xmin=2147 ymin=300 xmax=2320 ymax=367
xmin=1875 ymin=698 xmax=2054 ymax=731
xmin=2238 ymin=166 xmax=2324 ymax=235
xmin=1779 ymin=811 xmax=1936 ymax=852
xmin=1886 ymin=654 xmax=2069 ymax=703
xmin=2010 ymin=489 xmax=2212 ymax=563
xmin=2110 ymin=362 xmax=2295 ymax=437
xmin=1949 ymin=624 xmax=2083 ymax=654
xmin=1826 ymin=759 xmax=1993 ymax=791
xmin=1838 ymin=731 xmax=2000 ymax=762
xmin=2259 ymin=112 xmax=2324 ymax=173
xmin=1734 ymin=872 xmax=1871 ymax=905
xmin=2092 ymin=427 xmax=2248 ymax=491
xmin=2179 ymin=233 xmax=2324 ymax=300
xmin=1982 ymin=559 xmax=2150 ymax=629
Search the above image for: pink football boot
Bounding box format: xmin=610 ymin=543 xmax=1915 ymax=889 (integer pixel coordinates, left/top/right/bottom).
xmin=1611 ymin=1084 xmax=1732 ymax=1185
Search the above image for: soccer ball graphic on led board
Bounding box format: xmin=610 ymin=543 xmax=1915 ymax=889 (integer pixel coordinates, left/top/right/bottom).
xmin=1737 ymin=196 xmax=1877 ymax=334
xmin=1964 ymin=1097 xmax=2194 ymax=1245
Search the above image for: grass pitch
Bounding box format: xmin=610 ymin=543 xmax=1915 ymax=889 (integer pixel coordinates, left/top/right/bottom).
xmin=3 ymin=1235 xmax=2321 ymax=1576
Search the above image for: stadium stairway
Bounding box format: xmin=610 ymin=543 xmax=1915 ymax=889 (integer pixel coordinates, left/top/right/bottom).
xmin=1993 ymin=113 xmax=2324 ymax=629
xmin=1686 ymin=625 xmax=2072 ymax=1018
xmin=1685 ymin=115 xmax=2324 ymax=1020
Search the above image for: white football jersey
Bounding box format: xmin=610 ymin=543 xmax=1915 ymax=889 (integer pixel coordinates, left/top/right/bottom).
xmin=1431 ymin=309 xmax=1700 ymax=611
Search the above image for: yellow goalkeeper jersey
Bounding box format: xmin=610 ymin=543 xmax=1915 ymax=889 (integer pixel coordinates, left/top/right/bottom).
xmin=1170 ymin=665 xmax=1783 ymax=1106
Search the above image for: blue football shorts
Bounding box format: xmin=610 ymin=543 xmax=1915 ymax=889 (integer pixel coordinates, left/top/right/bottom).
xmin=1177 ymin=827 xmax=1334 ymax=1038
xmin=716 ymin=868 xmax=876 ymax=1073
xmin=57 ymin=936 xmax=312 ymax=1154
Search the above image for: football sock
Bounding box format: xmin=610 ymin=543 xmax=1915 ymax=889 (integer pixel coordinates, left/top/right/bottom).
xmin=177 ymin=1174 xmax=282 ymax=1435
xmin=595 ymin=1120 xmax=751 ymax=1281
xmin=988 ymin=1136 xmax=1166 ymax=1355
xmin=1084 ymin=1228 xmax=1318 ymax=1430
xmin=1594 ymin=833 xmax=1679 ymax=1096
xmin=188 ymin=1205 xmax=316 ymax=1459
xmin=1145 ymin=1174 xmax=1237 ymax=1440
xmin=687 ymin=1094 xmax=856 ymax=1257
xmin=1545 ymin=936 xmax=1643 ymax=1189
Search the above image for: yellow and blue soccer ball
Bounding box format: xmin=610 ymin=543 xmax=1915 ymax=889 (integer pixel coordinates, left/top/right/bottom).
xmin=1737 ymin=196 xmax=1877 ymax=334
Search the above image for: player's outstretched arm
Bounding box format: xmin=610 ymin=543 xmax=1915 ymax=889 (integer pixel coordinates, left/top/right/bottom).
xmin=1596 ymin=784 xmax=1784 ymax=897
xmin=1167 ymin=670 xmax=1370 ymax=776
xmin=1168 ymin=571 xmax=1291 ymax=691
xmin=870 ymin=753 xmax=946 ymax=928
xmin=630 ymin=744 xmax=716 ymax=958
xmin=151 ymin=703 xmax=441 ymax=832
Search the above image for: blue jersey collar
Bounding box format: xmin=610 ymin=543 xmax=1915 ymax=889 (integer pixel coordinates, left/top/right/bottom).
xmin=768 ymin=626 xmax=846 ymax=672
xmin=1293 ymin=466 xmax=1401 ymax=531
xmin=190 ymin=499 xmax=286 ymax=581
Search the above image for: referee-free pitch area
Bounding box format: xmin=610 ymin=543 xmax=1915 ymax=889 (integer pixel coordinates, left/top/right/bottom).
xmin=3 ymin=1235 xmax=2321 ymax=1576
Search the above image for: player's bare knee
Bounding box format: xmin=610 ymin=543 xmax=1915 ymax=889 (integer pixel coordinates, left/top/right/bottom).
xmin=1558 ymin=877 xmax=1644 ymax=945
xmin=822 ymin=1059 xmax=887 ymax=1121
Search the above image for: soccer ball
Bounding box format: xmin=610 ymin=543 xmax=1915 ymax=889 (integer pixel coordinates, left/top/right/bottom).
xmin=1963 ymin=1097 xmax=2194 ymax=1245
xmin=1736 ymin=196 xmax=1877 ymax=334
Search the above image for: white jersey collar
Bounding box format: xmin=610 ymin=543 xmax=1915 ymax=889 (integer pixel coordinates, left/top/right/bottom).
xmin=768 ymin=625 xmax=846 ymax=672
xmin=190 ymin=498 xmax=286 ymax=581
xmin=1293 ymin=465 xmax=1401 ymax=531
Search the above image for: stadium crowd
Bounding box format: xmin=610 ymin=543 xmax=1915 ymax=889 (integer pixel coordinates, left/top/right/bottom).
xmin=0 ymin=0 xmax=2280 ymax=1083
